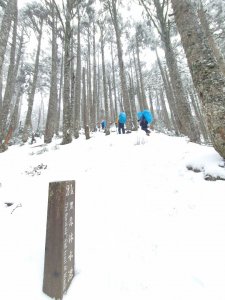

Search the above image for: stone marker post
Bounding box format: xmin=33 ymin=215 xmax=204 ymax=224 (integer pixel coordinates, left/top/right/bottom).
xmin=43 ymin=180 xmax=75 ymax=300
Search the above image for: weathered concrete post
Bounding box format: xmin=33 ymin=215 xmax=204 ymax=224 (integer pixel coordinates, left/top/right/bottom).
xmin=43 ymin=180 xmax=75 ymax=299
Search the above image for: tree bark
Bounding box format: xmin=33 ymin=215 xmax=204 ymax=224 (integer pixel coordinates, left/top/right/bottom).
xmin=74 ymin=8 xmax=81 ymax=139
xmin=108 ymin=76 xmax=115 ymax=123
xmin=55 ymin=48 xmax=63 ymax=135
xmin=162 ymin=26 xmax=200 ymax=142
xmin=140 ymin=0 xmax=200 ymax=142
xmin=198 ymin=1 xmax=225 ymax=77
xmin=70 ymin=35 xmax=75 ymax=134
xmin=132 ymin=48 xmax=143 ymax=112
xmin=109 ymin=0 xmax=132 ymax=131
xmin=61 ymin=3 xmax=73 ymax=145
xmin=171 ymin=0 xmax=225 ymax=158
xmin=82 ymin=67 xmax=90 ymax=139
xmin=159 ymin=88 xmax=172 ymax=131
xmin=0 ymin=0 xmax=17 ymax=151
xmin=128 ymin=73 xmax=138 ymax=131
xmin=44 ymin=4 xmax=58 ymax=143
xmin=188 ymin=88 xmax=210 ymax=143
xmin=1 ymin=3 xmax=18 ymax=135
xmin=155 ymin=49 xmax=179 ymax=134
xmin=0 ymin=0 xmax=16 ymax=76
xmin=135 ymin=32 xmax=148 ymax=110
xmin=110 ymin=43 xmax=118 ymax=121
xmin=100 ymin=28 xmax=110 ymax=135
xmin=22 ymin=17 xmax=44 ymax=143
xmin=87 ymin=26 xmax=93 ymax=132
xmin=92 ymin=24 xmax=97 ymax=131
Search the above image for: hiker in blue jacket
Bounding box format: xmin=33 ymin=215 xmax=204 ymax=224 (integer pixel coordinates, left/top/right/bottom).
xmin=118 ymin=111 xmax=126 ymax=134
xmin=140 ymin=116 xmax=150 ymax=135
xmin=138 ymin=110 xmax=153 ymax=136
xmin=101 ymin=120 xmax=106 ymax=130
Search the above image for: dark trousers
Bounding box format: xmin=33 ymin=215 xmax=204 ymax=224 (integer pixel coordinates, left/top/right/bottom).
xmin=118 ymin=122 xmax=125 ymax=134
xmin=141 ymin=127 xmax=150 ymax=135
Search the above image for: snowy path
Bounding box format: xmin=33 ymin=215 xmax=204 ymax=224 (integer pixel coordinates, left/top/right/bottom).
xmin=74 ymin=132 xmax=225 ymax=300
xmin=0 ymin=130 xmax=225 ymax=300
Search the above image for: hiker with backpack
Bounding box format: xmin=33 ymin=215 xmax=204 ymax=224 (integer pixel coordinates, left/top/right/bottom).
xmin=140 ymin=116 xmax=150 ymax=135
xmin=101 ymin=120 xmax=106 ymax=130
xmin=138 ymin=110 xmax=153 ymax=136
xmin=118 ymin=111 xmax=126 ymax=134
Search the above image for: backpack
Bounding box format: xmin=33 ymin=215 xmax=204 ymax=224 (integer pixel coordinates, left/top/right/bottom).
xmin=118 ymin=112 xmax=127 ymax=124
xmin=142 ymin=110 xmax=153 ymax=124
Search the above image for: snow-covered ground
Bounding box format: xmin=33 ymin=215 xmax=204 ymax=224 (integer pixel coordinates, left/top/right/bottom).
xmin=0 ymin=129 xmax=225 ymax=300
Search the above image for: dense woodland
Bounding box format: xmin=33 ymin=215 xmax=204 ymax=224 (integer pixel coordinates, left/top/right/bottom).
xmin=0 ymin=0 xmax=225 ymax=158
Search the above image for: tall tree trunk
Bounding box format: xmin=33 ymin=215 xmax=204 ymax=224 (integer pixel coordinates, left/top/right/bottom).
xmin=44 ymin=4 xmax=58 ymax=143
xmin=135 ymin=32 xmax=148 ymax=110
xmin=132 ymin=48 xmax=143 ymax=112
xmin=1 ymin=4 xmax=18 ymax=135
xmin=82 ymin=67 xmax=90 ymax=139
xmin=4 ymin=30 xmax=24 ymax=143
xmin=128 ymin=73 xmax=138 ymax=131
xmin=8 ymin=29 xmax=24 ymax=118
xmin=92 ymin=24 xmax=97 ymax=131
xmin=164 ymin=68 xmax=179 ymax=134
xmin=188 ymin=88 xmax=210 ymax=143
xmin=61 ymin=6 xmax=73 ymax=145
xmin=0 ymin=0 xmax=17 ymax=151
xmin=162 ymin=28 xmax=200 ymax=142
xmin=108 ymin=76 xmax=114 ymax=123
xmin=111 ymin=43 xmax=118 ymax=121
xmin=109 ymin=0 xmax=132 ymax=131
xmin=148 ymin=88 xmax=155 ymax=124
xmin=37 ymin=98 xmax=45 ymax=134
xmin=0 ymin=69 xmax=3 ymax=111
xmin=55 ymin=49 xmax=63 ymax=135
xmin=22 ymin=18 xmax=43 ymax=143
xmin=155 ymin=49 xmax=179 ymax=134
xmin=140 ymin=0 xmax=200 ymax=142
xmin=198 ymin=1 xmax=225 ymax=77
xmin=96 ymin=50 xmax=101 ymax=123
xmin=0 ymin=0 xmax=16 ymax=76
xmin=155 ymin=90 xmax=162 ymax=122
xmin=87 ymin=26 xmax=93 ymax=132
xmin=74 ymin=8 xmax=81 ymax=139
xmin=159 ymin=88 xmax=172 ymax=131
xmin=7 ymin=82 xmax=23 ymax=141
xmin=100 ymin=29 xmax=110 ymax=135
xmin=70 ymin=36 xmax=75 ymax=133
xmin=171 ymin=0 xmax=225 ymax=158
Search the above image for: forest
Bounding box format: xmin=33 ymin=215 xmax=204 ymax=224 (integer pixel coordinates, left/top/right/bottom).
xmin=0 ymin=0 xmax=225 ymax=158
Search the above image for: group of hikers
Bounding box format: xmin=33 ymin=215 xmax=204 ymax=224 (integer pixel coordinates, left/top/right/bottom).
xmin=101 ymin=109 xmax=153 ymax=136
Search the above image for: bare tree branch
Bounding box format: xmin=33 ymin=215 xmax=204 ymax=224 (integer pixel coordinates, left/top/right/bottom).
xmin=52 ymin=0 xmax=65 ymax=33
xmin=139 ymin=0 xmax=162 ymax=36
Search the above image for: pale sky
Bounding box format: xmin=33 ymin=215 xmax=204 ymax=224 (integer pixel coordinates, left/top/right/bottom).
xmin=18 ymin=0 xmax=31 ymax=9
